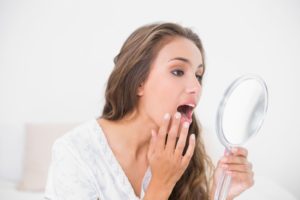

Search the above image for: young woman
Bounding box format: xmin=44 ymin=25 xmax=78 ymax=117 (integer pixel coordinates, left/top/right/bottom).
xmin=45 ymin=22 xmax=254 ymax=200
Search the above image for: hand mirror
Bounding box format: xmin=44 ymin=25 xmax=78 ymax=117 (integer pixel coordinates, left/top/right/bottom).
xmin=214 ymin=74 xmax=268 ymax=200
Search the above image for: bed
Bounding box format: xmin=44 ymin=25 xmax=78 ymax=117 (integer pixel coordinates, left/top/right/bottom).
xmin=0 ymin=179 xmax=43 ymax=200
xmin=0 ymin=123 xmax=297 ymax=200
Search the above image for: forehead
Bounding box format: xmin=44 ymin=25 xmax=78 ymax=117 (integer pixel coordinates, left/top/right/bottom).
xmin=152 ymin=37 xmax=203 ymax=69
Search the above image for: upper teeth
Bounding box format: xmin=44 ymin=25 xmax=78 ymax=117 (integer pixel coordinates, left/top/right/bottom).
xmin=186 ymin=104 xmax=195 ymax=108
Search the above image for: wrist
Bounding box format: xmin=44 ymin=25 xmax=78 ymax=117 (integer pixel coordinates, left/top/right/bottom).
xmin=144 ymin=179 xmax=173 ymax=200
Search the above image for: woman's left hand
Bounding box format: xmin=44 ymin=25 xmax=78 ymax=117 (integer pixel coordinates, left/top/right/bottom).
xmin=212 ymin=147 xmax=254 ymax=200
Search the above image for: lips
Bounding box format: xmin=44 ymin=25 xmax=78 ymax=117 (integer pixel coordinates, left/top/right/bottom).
xmin=177 ymin=103 xmax=195 ymax=123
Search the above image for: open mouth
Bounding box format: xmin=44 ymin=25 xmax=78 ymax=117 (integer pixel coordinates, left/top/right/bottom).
xmin=177 ymin=104 xmax=194 ymax=123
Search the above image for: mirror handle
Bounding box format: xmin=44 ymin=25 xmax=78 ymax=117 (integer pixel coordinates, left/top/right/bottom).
xmin=214 ymin=149 xmax=232 ymax=200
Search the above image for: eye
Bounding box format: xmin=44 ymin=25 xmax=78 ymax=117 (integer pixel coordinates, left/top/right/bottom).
xmin=171 ymin=69 xmax=184 ymax=77
xmin=196 ymin=74 xmax=203 ymax=83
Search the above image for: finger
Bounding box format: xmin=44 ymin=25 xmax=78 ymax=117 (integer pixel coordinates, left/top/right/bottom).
xmin=181 ymin=134 xmax=196 ymax=167
xmin=227 ymin=171 xmax=255 ymax=187
xmin=221 ymin=163 xmax=252 ymax=173
xmin=148 ymin=129 xmax=157 ymax=157
xmin=174 ymin=121 xmax=190 ymax=156
xmin=157 ymin=113 xmax=171 ymax=151
xmin=220 ymin=155 xmax=248 ymax=165
xmin=231 ymin=147 xmax=248 ymax=158
xmin=229 ymin=170 xmax=254 ymax=180
xmin=165 ymin=112 xmax=181 ymax=153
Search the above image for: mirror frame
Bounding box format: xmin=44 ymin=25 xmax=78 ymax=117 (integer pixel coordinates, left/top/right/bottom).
xmin=216 ymin=74 xmax=269 ymax=149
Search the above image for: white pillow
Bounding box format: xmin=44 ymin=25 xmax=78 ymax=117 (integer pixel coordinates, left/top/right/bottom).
xmin=17 ymin=123 xmax=78 ymax=191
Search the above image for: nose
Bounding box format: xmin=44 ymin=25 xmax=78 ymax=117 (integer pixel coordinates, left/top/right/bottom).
xmin=185 ymin=76 xmax=201 ymax=96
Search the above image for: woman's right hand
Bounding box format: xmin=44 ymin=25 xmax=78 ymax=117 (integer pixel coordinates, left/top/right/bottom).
xmin=144 ymin=112 xmax=196 ymax=200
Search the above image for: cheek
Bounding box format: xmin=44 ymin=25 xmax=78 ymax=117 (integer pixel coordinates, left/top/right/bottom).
xmin=140 ymin=69 xmax=185 ymax=123
xmin=144 ymin=81 xmax=179 ymax=116
xmin=144 ymin=85 xmax=167 ymax=109
xmin=148 ymin=77 xmax=177 ymax=100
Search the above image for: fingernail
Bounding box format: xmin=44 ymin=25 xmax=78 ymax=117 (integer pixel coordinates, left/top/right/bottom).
xmin=222 ymin=164 xmax=228 ymax=169
xmin=222 ymin=157 xmax=228 ymax=162
xmin=151 ymin=130 xmax=155 ymax=137
xmin=225 ymin=150 xmax=231 ymax=156
xmin=175 ymin=112 xmax=181 ymax=119
xmin=226 ymin=171 xmax=232 ymax=175
xmin=232 ymin=148 xmax=238 ymax=153
xmin=190 ymin=134 xmax=195 ymax=140
xmin=183 ymin=122 xmax=189 ymax=128
xmin=164 ymin=113 xmax=170 ymax=120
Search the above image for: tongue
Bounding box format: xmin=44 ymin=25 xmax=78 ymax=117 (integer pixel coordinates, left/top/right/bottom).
xmin=177 ymin=105 xmax=190 ymax=121
xmin=180 ymin=111 xmax=188 ymax=118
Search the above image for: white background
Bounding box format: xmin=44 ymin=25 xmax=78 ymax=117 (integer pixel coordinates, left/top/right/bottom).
xmin=0 ymin=0 xmax=299 ymax=198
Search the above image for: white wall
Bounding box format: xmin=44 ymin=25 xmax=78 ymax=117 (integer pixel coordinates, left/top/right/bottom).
xmin=0 ymin=0 xmax=299 ymax=198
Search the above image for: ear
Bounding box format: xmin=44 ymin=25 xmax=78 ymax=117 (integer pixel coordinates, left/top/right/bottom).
xmin=137 ymin=82 xmax=144 ymax=96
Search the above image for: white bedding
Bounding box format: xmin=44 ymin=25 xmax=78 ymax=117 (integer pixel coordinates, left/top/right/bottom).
xmin=0 ymin=180 xmax=44 ymax=200
xmin=0 ymin=176 xmax=297 ymax=200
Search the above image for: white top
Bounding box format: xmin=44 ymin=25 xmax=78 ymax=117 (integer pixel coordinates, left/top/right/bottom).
xmin=44 ymin=119 xmax=151 ymax=200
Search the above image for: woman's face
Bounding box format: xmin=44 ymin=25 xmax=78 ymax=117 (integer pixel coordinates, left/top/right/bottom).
xmin=137 ymin=36 xmax=204 ymax=126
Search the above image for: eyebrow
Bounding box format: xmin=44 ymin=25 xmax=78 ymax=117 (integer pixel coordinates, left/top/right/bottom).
xmin=168 ymin=57 xmax=203 ymax=68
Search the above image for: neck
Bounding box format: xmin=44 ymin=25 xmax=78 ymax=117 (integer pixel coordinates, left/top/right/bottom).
xmin=98 ymin=111 xmax=158 ymax=161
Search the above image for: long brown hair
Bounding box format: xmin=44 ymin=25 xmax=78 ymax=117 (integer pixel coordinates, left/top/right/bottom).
xmin=101 ymin=22 xmax=213 ymax=200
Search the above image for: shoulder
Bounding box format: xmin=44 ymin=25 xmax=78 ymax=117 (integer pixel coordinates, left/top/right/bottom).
xmin=52 ymin=119 xmax=104 ymax=165
xmin=54 ymin=119 xmax=98 ymax=147
xmin=45 ymin=119 xmax=107 ymax=199
xmin=50 ymin=119 xmax=103 ymax=162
